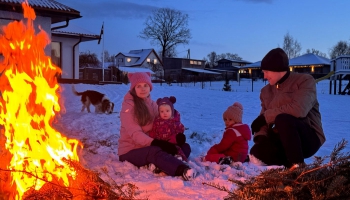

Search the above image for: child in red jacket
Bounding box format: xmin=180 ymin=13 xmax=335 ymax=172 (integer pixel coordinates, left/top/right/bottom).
xmin=149 ymin=96 xmax=188 ymax=161
xmin=204 ymin=102 xmax=251 ymax=165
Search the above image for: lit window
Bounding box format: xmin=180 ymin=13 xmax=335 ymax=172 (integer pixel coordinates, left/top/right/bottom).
xmin=147 ymin=58 xmax=150 ymax=63
xmin=127 ymin=58 xmax=131 ymax=62
xmin=198 ymin=61 xmax=201 ymax=65
xmin=190 ymin=60 xmax=194 ymax=64
xmin=154 ymin=59 xmax=157 ymax=64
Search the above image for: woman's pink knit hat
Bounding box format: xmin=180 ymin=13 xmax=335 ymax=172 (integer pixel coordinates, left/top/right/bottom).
xmin=128 ymin=72 xmax=153 ymax=91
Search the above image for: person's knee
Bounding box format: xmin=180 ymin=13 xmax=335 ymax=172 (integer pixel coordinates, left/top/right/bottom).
xmin=274 ymin=114 xmax=298 ymax=133
xmin=181 ymin=143 xmax=191 ymax=158
xmin=275 ymin=113 xmax=295 ymax=125
xmin=148 ymin=145 xmax=163 ymax=154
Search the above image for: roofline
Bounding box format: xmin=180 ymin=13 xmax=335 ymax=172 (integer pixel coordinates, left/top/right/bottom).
xmin=52 ymin=32 xmax=100 ymax=42
xmin=0 ymin=1 xmax=81 ymax=24
xmin=164 ymin=57 xmax=205 ymax=61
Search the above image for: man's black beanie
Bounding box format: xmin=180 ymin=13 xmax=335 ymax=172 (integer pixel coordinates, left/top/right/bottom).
xmin=261 ymin=48 xmax=289 ymax=72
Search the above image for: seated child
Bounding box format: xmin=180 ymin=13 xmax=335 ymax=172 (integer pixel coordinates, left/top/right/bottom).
xmin=149 ymin=96 xmax=188 ymax=161
xmin=203 ymin=102 xmax=251 ymax=165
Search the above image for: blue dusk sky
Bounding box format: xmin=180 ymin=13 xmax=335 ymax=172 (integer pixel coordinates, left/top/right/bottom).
xmin=57 ymin=0 xmax=350 ymax=62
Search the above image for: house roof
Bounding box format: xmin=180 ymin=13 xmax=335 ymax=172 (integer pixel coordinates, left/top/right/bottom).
xmin=182 ymin=68 xmax=221 ymax=74
xmin=118 ymin=66 xmax=155 ymax=74
xmin=115 ymin=49 xmax=163 ymax=67
xmin=0 ymin=0 xmax=81 ymax=23
xmin=289 ymin=53 xmax=331 ymax=66
xmin=240 ymin=53 xmax=331 ymax=69
xmin=240 ymin=61 xmax=261 ymax=69
xmin=52 ymin=24 xmax=100 ymax=42
xmin=206 ymin=68 xmax=233 ymax=73
xmin=217 ymin=58 xmax=252 ymax=64
xmin=164 ymin=57 xmax=205 ymax=62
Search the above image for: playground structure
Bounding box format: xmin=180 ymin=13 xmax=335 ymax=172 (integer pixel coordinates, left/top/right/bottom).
xmin=329 ymin=56 xmax=350 ymax=95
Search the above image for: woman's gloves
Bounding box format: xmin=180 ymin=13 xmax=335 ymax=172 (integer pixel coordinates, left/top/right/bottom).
xmin=151 ymin=139 xmax=177 ymax=155
xmin=251 ymin=114 xmax=267 ymax=134
xmin=176 ymin=133 xmax=186 ymax=146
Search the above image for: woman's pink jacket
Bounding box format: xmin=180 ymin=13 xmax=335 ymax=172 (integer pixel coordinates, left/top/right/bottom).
xmin=118 ymin=92 xmax=158 ymax=155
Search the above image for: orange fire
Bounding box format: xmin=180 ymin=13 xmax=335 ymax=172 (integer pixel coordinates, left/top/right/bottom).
xmin=0 ymin=2 xmax=81 ymax=199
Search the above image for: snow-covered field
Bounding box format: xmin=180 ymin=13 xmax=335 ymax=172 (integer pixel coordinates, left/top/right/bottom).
xmin=52 ymin=78 xmax=350 ymax=200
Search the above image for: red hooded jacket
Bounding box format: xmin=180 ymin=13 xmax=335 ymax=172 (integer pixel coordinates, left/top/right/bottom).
xmin=206 ymin=123 xmax=251 ymax=163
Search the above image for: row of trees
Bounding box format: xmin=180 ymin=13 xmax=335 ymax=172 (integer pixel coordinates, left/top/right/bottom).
xmin=80 ymin=7 xmax=350 ymax=68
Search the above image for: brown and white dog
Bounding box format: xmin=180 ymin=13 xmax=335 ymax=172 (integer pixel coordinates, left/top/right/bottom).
xmin=72 ymin=85 xmax=114 ymax=114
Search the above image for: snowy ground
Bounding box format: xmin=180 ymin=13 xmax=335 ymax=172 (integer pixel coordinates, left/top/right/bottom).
xmin=52 ymin=78 xmax=350 ymax=200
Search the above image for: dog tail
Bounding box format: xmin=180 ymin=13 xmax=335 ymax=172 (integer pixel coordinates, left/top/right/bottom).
xmin=72 ymin=85 xmax=82 ymax=96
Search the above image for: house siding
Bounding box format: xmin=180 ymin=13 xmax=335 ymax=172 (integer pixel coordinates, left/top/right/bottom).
xmin=0 ymin=12 xmax=51 ymax=56
xmin=51 ymin=36 xmax=80 ymax=79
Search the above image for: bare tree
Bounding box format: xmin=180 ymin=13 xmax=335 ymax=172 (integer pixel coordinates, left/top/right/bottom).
xmin=158 ymin=46 xmax=178 ymax=58
xmin=305 ymin=48 xmax=327 ymax=58
xmin=329 ymin=41 xmax=350 ymax=59
xmin=101 ymin=50 xmax=115 ymax=62
xmin=282 ymin=32 xmax=302 ymax=58
xmin=206 ymin=51 xmax=217 ymax=68
xmin=140 ymin=8 xmax=191 ymax=59
xmin=218 ymin=53 xmax=242 ymax=61
xmin=205 ymin=51 xmax=242 ymax=68
xmin=79 ymin=51 xmax=100 ymax=68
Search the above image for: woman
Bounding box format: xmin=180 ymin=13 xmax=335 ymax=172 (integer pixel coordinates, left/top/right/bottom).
xmin=118 ymin=72 xmax=197 ymax=181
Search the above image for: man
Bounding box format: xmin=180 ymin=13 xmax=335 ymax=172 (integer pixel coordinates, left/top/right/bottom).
xmin=250 ymin=48 xmax=325 ymax=168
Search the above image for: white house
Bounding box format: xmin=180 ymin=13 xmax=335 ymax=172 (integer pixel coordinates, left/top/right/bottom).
xmin=51 ymin=25 xmax=100 ymax=79
xmin=115 ymin=49 xmax=164 ymax=78
xmin=0 ymin=0 xmax=100 ymax=80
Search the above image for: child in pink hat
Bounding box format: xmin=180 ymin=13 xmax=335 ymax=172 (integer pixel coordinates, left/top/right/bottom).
xmin=149 ymin=96 xmax=188 ymax=161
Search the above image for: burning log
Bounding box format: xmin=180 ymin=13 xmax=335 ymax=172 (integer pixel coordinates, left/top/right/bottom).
xmin=0 ymin=158 xmax=123 ymax=200
xmin=22 ymin=159 xmax=120 ymax=200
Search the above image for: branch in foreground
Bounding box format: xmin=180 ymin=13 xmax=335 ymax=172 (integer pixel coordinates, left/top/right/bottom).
xmin=206 ymin=139 xmax=350 ymax=200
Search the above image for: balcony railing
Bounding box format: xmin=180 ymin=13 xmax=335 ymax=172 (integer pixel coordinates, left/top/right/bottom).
xmin=332 ymin=56 xmax=350 ymax=74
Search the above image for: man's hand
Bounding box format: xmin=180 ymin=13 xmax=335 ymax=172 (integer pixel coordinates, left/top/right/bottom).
xmin=251 ymin=114 xmax=267 ymax=134
xmin=253 ymin=135 xmax=268 ymax=144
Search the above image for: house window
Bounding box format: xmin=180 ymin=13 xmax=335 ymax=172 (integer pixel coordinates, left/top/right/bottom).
xmin=51 ymin=42 xmax=61 ymax=68
xmin=147 ymin=58 xmax=150 ymax=63
xmin=190 ymin=60 xmax=201 ymax=65
xmin=118 ymin=58 xmax=123 ymax=62
xmin=154 ymin=59 xmax=157 ymax=64
xmin=127 ymin=58 xmax=131 ymax=62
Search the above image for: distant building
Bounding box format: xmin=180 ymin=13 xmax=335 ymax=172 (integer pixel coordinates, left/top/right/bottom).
xmin=212 ymin=59 xmax=253 ymax=80
xmin=162 ymin=57 xmax=220 ymax=82
xmin=241 ymin=53 xmax=332 ymax=80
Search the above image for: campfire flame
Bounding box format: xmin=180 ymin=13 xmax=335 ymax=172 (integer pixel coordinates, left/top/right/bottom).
xmin=0 ymin=2 xmax=81 ymax=199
